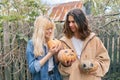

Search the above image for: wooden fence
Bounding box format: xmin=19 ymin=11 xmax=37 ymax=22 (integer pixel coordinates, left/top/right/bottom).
xmin=0 ymin=34 xmax=120 ymax=80
xmin=100 ymin=34 xmax=120 ymax=80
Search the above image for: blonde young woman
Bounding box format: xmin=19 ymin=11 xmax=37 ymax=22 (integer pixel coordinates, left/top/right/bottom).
xmin=26 ymin=16 xmax=62 ymax=80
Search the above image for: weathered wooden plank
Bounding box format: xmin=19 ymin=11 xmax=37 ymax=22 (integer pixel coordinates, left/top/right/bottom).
xmin=108 ymin=35 xmax=113 ymax=62
xmin=118 ymin=37 xmax=120 ymax=63
xmin=113 ymin=34 xmax=117 ymax=64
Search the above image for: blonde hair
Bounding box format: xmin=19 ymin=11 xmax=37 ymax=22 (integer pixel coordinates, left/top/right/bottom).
xmin=32 ymin=16 xmax=55 ymax=57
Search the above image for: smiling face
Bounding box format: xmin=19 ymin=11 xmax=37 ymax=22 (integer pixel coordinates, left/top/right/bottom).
xmin=63 ymin=8 xmax=91 ymax=40
xmin=45 ymin=26 xmax=54 ymax=40
xmin=68 ymin=15 xmax=77 ymax=33
xmin=68 ymin=15 xmax=80 ymax=38
xmin=33 ymin=16 xmax=55 ymax=56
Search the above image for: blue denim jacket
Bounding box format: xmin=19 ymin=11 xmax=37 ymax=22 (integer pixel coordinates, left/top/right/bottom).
xmin=26 ymin=40 xmax=62 ymax=80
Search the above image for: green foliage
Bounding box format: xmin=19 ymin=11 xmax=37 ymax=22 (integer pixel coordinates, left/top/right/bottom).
xmin=83 ymin=0 xmax=120 ymax=35
xmin=1 ymin=15 xmax=25 ymax=21
xmin=17 ymin=33 xmax=29 ymax=42
xmin=0 ymin=26 xmax=3 ymax=37
xmin=83 ymin=0 xmax=120 ymax=15
xmin=0 ymin=0 xmax=48 ymax=42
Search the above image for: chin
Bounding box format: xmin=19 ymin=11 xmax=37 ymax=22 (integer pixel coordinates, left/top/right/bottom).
xmin=71 ymin=29 xmax=75 ymax=32
xmin=45 ymin=36 xmax=50 ymax=39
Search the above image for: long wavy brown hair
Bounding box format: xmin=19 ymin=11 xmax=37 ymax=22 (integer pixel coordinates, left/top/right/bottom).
xmin=63 ymin=8 xmax=91 ymax=40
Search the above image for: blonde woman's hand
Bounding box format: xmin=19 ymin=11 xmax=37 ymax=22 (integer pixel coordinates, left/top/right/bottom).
xmin=49 ymin=46 xmax=60 ymax=55
xmin=49 ymin=42 xmax=63 ymax=55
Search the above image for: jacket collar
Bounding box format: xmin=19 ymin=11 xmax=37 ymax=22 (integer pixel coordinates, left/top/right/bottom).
xmin=60 ymin=32 xmax=96 ymax=52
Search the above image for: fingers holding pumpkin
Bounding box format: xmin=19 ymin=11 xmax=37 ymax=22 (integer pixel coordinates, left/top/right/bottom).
xmin=47 ymin=39 xmax=62 ymax=53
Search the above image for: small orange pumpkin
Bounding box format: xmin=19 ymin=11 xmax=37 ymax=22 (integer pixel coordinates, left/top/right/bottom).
xmin=58 ymin=49 xmax=77 ymax=63
xmin=47 ymin=39 xmax=61 ymax=49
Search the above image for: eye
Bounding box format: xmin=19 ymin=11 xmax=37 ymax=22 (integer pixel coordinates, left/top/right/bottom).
xmin=83 ymin=64 xmax=86 ymax=68
xmin=71 ymin=21 xmax=75 ymax=23
xmin=46 ymin=27 xmax=53 ymax=30
xmin=68 ymin=21 xmax=75 ymax=23
xmin=90 ymin=63 xmax=93 ymax=67
xmin=71 ymin=50 xmax=74 ymax=52
xmin=65 ymin=50 xmax=68 ymax=53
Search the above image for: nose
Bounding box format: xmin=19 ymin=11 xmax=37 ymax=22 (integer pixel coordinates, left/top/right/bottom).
xmin=48 ymin=29 xmax=53 ymax=34
xmin=49 ymin=29 xmax=52 ymax=32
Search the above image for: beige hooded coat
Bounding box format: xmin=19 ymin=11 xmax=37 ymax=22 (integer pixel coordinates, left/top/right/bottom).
xmin=58 ymin=33 xmax=110 ymax=80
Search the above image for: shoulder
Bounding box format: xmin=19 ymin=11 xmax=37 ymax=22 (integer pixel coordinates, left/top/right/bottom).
xmin=26 ymin=40 xmax=34 ymax=53
xmin=27 ymin=39 xmax=34 ymax=47
xmin=60 ymin=36 xmax=70 ymax=42
xmin=85 ymin=32 xmax=102 ymax=45
xmin=88 ymin=33 xmax=103 ymax=47
xmin=87 ymin=32 xmax=101 ymax=41
xmin=27 ymin=39 xmax=33 ymax=44
xmin=90 ymin=33 xmax=101 ymax=42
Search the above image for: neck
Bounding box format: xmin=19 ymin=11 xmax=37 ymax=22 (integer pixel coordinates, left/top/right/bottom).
xmin=74 ymin=32 xmax=80 ymax=39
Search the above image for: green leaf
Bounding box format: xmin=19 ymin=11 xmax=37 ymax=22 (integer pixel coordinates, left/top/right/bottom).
xmin=24 ymin=37 xmax=28 ymax=42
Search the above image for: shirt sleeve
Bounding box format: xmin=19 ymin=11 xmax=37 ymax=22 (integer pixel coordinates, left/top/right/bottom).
xmin=34 ymin=60 xmax=41 ymax=72
xmin=26 ymin=40 xmax=42 ymax=73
